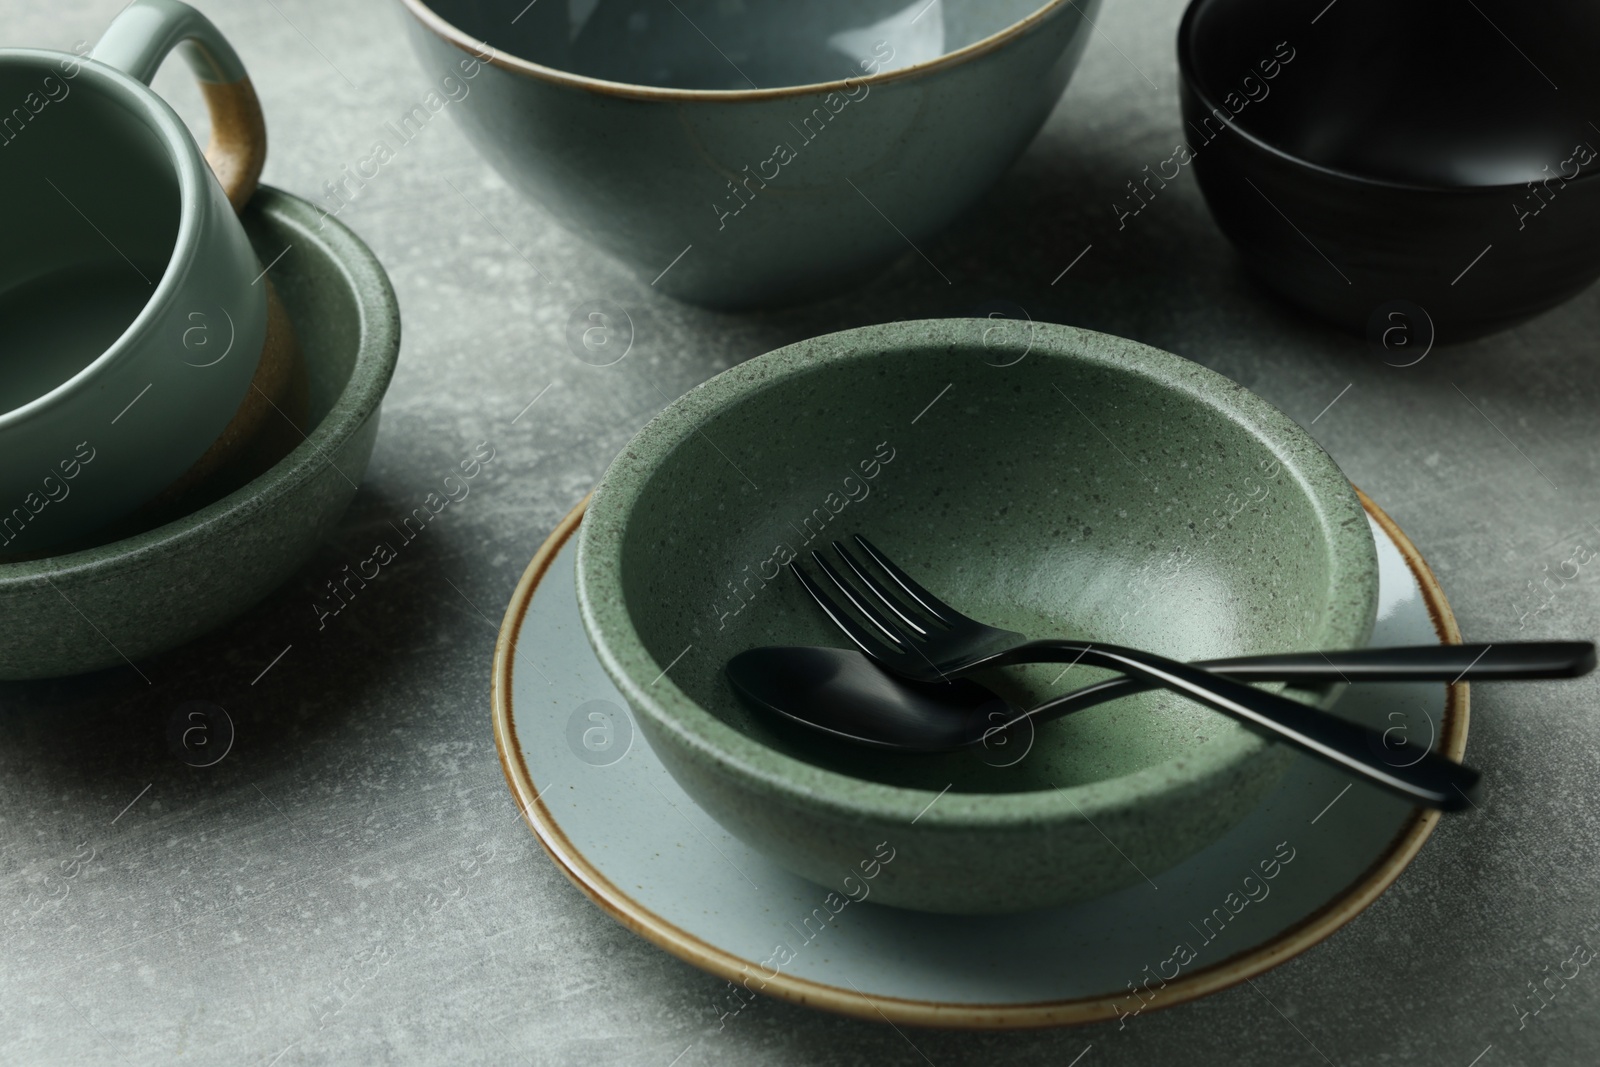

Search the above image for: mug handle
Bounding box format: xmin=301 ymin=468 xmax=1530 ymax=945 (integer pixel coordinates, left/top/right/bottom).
xmin=90 ymin=0 xmax=266 ymax=214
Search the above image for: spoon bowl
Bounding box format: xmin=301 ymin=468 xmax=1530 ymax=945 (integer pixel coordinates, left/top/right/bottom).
xmin=727 ymin=645 xmax=1014 ymax=752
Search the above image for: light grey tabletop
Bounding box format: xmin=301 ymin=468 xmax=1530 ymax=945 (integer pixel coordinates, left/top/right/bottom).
xmin=4 ymin=1 xmax=1598 ymax=1064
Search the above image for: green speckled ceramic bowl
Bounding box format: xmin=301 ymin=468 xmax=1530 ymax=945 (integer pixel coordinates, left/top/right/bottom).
xmin=0 ymin=186 xmax=400 ymax=680
xmin=576 ymin=319 xmax=1378 ymax=914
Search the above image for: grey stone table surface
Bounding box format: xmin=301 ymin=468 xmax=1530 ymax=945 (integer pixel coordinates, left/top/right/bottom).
xmin=4 ymin=1 xmax=1598 ymax=1064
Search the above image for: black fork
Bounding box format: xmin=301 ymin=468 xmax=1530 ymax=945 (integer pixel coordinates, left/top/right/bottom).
xmin=790 ymin=535 xmax=1481 ymax=811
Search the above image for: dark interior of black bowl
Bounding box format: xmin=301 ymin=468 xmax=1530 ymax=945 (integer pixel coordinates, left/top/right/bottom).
xmin=1178 ymin=0 xmax=1600 ymax=338
xmin=1182 ymin=0 xmax=1600 ymax=187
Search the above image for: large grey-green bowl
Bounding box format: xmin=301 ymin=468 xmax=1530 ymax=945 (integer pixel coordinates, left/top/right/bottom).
xmin=576 ymin=319 xmax=1378 ymax=914
xmin=0 ymin=186 xmax=399 ymax=680
xmin=401 ymin=0 xmax=1100 ymax=308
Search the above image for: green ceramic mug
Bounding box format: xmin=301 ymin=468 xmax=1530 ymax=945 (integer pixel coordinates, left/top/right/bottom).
xmin=0 ymin=0 xmax=270 ymax=556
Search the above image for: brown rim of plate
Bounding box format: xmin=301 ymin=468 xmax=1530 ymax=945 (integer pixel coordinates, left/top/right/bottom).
xmin=490 ymin=486 xmax=1468 ymax=1030
xmin=399 ymin=0 xmax=1071 ymax=103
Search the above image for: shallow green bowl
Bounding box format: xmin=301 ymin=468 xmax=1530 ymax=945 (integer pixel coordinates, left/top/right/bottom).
xmin=0 ymin=186 xmax=400 ymax=680
xmin=577 ymin=319 xmax=1378 ymax=914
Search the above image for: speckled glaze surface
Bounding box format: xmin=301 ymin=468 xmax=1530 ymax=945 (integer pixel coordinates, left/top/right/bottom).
xmin=0 ymin=185 xmax=400 ymax=680
xmin=575 ymin=318 xmax=1379 ymax=913
xmin=399 ymin=0 xmax=1099 ymax=307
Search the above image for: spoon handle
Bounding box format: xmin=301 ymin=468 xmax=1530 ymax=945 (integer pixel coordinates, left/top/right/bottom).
xmin=1006 ymin=640 xmax=1480 ymax=810
xmin=1026 ymin=641 xmax=1593 ymax=723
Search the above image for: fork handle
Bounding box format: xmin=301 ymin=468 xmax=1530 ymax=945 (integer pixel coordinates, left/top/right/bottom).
xmin=1029 ymin=641 xmax=1594 ymax=720
xmin=1193 ymin=641 xmax=1593 ymax=681
xmin=1004 ymin=640 xmax=1481 ymax=810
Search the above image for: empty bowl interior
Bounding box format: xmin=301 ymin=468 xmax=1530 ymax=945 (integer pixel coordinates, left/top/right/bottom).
xmin=606 ymin=328 xmax=1369 ymax=797
xmin=425 ymin=0 xmax=1048 ymax=89
xmin=1183 ymin=0 xmax=1600 ymax=186
xmin=52 ymin=198 xmax=366 ymax=549
xmin=138 ymin=202 xmax=364 ymax=515
xmin=0 ymin=59 xmax=179 ymax=414
xmin=246 ymin=214 xmax=360 ymax=429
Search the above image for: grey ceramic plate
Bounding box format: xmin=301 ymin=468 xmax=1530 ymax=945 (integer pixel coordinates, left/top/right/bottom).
xmin=0 ymin=185 xmax=400 ymax=680
xmin=493 ymin=491 xmax=1468 ymax=1028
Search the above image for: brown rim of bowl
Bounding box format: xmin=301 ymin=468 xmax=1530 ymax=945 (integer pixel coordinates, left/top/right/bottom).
xmin=400 ymin=0 xmax=1071 ymax=103
xmin=490 ymin=486 xmax=1468 ymax=1029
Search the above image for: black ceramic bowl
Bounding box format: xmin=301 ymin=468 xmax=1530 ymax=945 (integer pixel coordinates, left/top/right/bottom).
xmin=1178 ymin=0 xmax=1600 ymax=342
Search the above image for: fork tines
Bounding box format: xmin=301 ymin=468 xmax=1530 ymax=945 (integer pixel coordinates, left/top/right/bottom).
xmin=790 ymin=535 xmax=947 ymax=661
